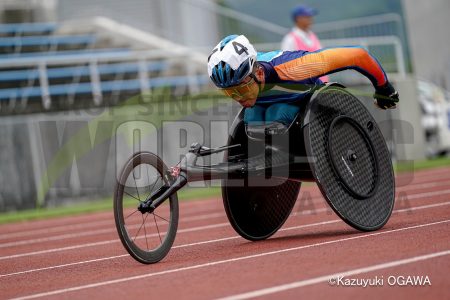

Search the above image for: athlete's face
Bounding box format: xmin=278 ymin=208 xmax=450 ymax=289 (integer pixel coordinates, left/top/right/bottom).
xmin=220 ymin=67 xmax=264 ymax=108
xmin=220 ymin=76 xmax=259 ymax=108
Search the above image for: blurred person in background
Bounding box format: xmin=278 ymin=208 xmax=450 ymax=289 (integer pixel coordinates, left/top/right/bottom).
xmin=281 ymin=4 xmax=328 ymax=82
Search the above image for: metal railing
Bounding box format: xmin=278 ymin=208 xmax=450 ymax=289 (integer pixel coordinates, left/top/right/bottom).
xmin=0 ymin=49 xmax=208 ymax=109
xmin=190 ymin=1 xmax=408 ymax=72
xmin=313 ymin=13 xmax=405 ymax=41
xmin=321 ymin=36 xmax=406 ymax=76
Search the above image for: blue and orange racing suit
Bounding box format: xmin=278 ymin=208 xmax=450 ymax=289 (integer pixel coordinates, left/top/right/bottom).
xmin=244 ymin=47 xmax=389 ymax=125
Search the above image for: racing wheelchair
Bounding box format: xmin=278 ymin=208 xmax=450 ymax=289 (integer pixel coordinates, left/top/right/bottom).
xmin=113 ymin=83 xmax=395 ymax=264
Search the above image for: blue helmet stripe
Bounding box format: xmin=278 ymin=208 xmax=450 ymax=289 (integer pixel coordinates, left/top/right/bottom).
xmin=225 ymin=64 xmax=231 ymax=84
xmin=236 ymin=58 xmax=249 ymax=82
xmin=219 ymin=34 xmax=238 ymax=50
xmin=212 ymin=67 xmax=220 ymax=86
xmin=217 ymin=62 xmax=224 ymax=83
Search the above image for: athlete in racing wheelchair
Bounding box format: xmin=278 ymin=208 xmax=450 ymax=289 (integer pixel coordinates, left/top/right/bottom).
xmin=114 ymin=35 xmax=399 ymax=264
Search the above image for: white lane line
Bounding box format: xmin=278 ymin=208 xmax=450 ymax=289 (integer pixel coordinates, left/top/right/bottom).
xmin=0 ymin=220 xmax=339 ymax=278
xmin=1 ymin=196 xmax=449 ymax=262
xmin=405 ymin=188 xmax=450 ymax=200
xmin=0 ymin=228 xmax=117 ymax=249
xmin=293 ymin=188 xmax=450 ymax=213
xmin=2 ymin=173 xmax=449 ymax=240
xmin=0 ymin=200 xmax=221 ymax=239
xmin=393 ymin=201 xmax=450 ymax=213
xmin=8 ymin=219 xmax=450 ymax=300
xmin=0 ymin=212 xmax=226 ymax=248
xmin=295 ymin=200 xmax=450 ymax=216
xmin=0 ymin=210 xmax=223 ymax=241
xmin=2 ymin=179 xmax=449 ymax=241
xmin=397 ymin=180 xmax=450 ymax=191
xmin=0 ymin=220 xmax=113 ymax=241
xmin=0 ymin=223 xmax=229 ymax=261
xmin=3 ymin=201 xmax=450 ymax=278
xmin=4 ymin=187 xmax=450 ymax=249
xmin=218 ymin=249 xmax=450 ymax=300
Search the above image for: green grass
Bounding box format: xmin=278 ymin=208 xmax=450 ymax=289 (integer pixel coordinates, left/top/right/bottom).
xmin=394 ymin=156 xmax=450 ymax=173
xmin=0 ymin=186 xmax=221 ymax=224
xmin=1 ymin=157 xmax=449 ymax=225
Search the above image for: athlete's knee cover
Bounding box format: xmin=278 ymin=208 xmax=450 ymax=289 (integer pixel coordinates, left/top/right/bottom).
xmin=265 ymin=103 xmax=300 ymax=125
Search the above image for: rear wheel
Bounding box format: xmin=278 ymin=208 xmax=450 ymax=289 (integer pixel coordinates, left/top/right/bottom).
xmin=114 ymin=152 xmax=179 ymax=264
xmin=222 ymin=119 xmax=301 ymax=241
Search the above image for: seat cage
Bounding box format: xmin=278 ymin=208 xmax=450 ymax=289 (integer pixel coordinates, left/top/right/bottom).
xmin=243 ymin=83 xmax=345 ymax=141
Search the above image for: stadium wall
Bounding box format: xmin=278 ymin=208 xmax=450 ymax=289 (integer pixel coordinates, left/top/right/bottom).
xmin=0 ymin=78 xmax=424 ymax=211
xmin=402 ymin=0 xmax=450 ymax=89
xmin=0 ymin=101 xmax=236 ymax=211
xmin=56 ymin=0 xmax=219 ymax=47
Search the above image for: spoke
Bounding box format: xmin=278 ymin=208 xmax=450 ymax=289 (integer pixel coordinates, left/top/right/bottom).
xmin=133 ymin=215 xmax=145 ymax=242
xmin=132 ymin=168 xmax=141 ymax=201
xmin=144 ymin=175 xmax=161 ymax=201
xmin=123 ymin=190 xmax=141 ymax=203
xmin=153 ymin=213 xmax=163 ymax=244
xmin=153 ymin=212 xmax=170 ymax=223
xmin=150 ymin=176 xmax=161 ymax=196
xmin=124 ymin=209 xmax=139 ymax=220
xmin=146 ymin=164 xmax=151 ymax=197
xmin=142 ymin=214 xmax=149 ymax=251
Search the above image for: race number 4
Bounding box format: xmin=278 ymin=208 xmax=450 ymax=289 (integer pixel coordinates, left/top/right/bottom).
xmin=232 ymin=41 xmax=248 ymax=55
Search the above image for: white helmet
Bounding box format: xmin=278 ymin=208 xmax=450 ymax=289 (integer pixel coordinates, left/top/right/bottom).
xmin=207 ymin=35 xmax=257 ymax=88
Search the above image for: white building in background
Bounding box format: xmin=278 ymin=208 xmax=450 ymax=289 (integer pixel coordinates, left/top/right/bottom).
xmin=402 ymin=0 xmax=450 ymax=90
xmin=58 ymin=0 xmax=219 ymax=48
xmin=0 ymin=0 xmax=220 ymax=48
xmin=0 ymin=0 xmax=57 ymax=22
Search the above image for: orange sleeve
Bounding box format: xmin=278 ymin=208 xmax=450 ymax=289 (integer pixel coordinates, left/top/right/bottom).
xmin=273 ymin=47 xmax=388 ymax=87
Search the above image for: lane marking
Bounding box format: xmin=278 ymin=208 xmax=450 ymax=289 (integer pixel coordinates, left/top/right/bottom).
xmin=0 ymin=220 xmax=339 ymax=278
xmin=3 ymin=187 xmax=450 ymax=249
xmin=218 ymin=249 xmax=450 ymax=300
xmin=8 ymin=219 xmax=450 ymax=300
xmin=397 ymin=180 xmax=450 ymax=192
xmin=0 ymin=212 xmax=226 ymax=248
xmin=393 ymin=201 xmax=450 ymax=213
xmin=0 ymin=201 xmax=221 ymax=239
xmin=0 ymin=223 xmax=229 ymax=261
xmin=2 ymin=178 xmax=449 ymax=241
xmin=1 ymin=197 xmax=449 ymax=262
xmin=4 ymin=201 xmax=450 ymax=277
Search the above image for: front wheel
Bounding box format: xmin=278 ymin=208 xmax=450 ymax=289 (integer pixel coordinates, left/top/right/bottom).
xmin=114 ymin=152 xmax=179 ymax=264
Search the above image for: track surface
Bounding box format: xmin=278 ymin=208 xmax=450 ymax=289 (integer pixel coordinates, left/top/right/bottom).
xmin=1 ymin=167 xmax=449 ymax=300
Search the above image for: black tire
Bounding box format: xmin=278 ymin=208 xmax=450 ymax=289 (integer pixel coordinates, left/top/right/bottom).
xmin=114 ymin=151 xmax=179 ymax=264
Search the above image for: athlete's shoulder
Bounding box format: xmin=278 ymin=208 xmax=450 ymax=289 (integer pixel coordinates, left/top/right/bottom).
xmin=258 ymin=50 xmax=309 ymax=66
xmin=257 ymin=51 xmax=283 ymax=62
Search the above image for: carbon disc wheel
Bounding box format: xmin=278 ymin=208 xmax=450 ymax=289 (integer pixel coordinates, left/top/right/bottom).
xmin=303 ymin=85 xmax=395 ymax=231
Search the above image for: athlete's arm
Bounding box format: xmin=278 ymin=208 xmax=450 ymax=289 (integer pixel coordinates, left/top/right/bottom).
xmin=273 ymin=47 xmax=399 ymax=109
xmin=273 ymin=47 xmax=387 ymax=87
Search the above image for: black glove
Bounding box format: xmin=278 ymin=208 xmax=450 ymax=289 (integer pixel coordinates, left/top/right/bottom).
xmin=373 ymin=82 xmax=399 ymax=110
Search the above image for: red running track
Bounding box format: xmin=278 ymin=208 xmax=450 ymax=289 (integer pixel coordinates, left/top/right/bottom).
xmin=0 ymin=167 xmax=449 ymax=300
